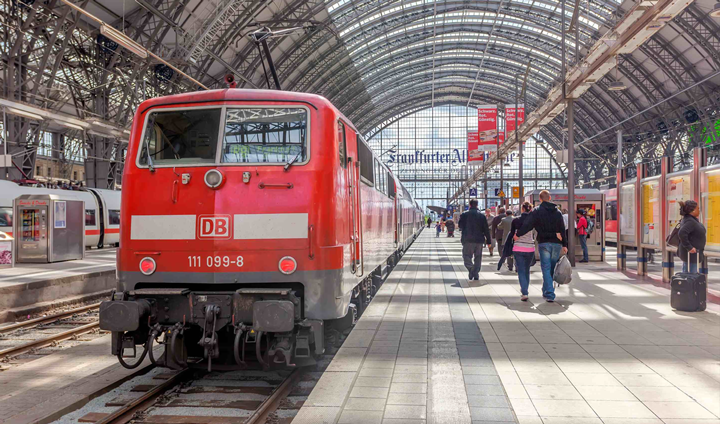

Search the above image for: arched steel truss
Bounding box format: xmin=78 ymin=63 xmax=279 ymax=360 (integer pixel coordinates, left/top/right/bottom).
xmin=0 ymin=0 xmax=718 ymax=188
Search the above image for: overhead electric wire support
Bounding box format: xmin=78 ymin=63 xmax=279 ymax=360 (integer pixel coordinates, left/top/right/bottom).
xmin=450 ymin=0 xmax=698 ymax=203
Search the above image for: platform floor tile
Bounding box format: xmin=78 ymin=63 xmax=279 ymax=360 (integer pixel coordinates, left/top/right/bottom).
xmin=295 ymin=231 xmax=720 ymax=424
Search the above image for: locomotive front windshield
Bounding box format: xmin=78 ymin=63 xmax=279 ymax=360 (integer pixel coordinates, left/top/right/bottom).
xmin=138 ymin=106 xmax=308 ymax=167
xmin=221 ymin=108 xmax=307 ymax=164
xmin=139 ymin=108 xmax=221 ymax=166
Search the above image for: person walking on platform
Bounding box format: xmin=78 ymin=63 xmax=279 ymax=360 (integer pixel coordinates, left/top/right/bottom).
xmin=459 ymin=199 xmax=492 ymax=281
xmin=427 ymin=216 xmax=432 ymax=228
xmin=500 ymin=209 xmax=515 ymax=272
xmin=503 ymin=202 xmax=535 ymax=301
xmin=515 ymin=190 xmax=567 ymax=302
xmin=677 ymin=200 xmax=706 ymax=273
xmin=435 ymin=221 xmax=442 ymax=238
xmin=446 ymin=218 xmax=455 ymax=237
xmin=491 ymin=207 xmax=505 ymax=258
xmin=485 ymin=209 xmax=495 ymax=256
xmin=577 ymin=209 xmax=589 ymax=263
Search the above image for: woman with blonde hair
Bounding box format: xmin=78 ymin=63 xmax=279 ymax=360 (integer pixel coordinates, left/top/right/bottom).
xmin=504 ymin=202 xmax=536 ymax=301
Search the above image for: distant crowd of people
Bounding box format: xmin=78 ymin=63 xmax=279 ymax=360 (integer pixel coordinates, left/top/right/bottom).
xmin=427 ymin=190 xmax=707 ymax=303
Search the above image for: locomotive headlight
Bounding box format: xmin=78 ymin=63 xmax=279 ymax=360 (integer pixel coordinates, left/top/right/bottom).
xmin=139 ymin=257 xmax=156 ymax=275
xmin=279 ymin=256 xmax=297 ymax=275
xmin=204 ymin=169 xmax=224 ymax=189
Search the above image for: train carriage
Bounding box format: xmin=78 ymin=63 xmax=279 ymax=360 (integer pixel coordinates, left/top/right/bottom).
xmin=100 ymin=89 xmax=422 ymax=370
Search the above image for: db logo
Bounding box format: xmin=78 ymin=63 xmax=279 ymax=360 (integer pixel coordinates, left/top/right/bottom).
xmin=197 ymin=215 xmax=232 ymax=239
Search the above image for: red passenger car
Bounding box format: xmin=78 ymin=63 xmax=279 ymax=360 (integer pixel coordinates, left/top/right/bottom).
xmin=100 ymin=89 xmax=423 ymax=370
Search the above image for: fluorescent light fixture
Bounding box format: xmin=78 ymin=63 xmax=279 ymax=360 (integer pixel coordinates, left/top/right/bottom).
xmin=100 ymin=24 xmax=148 ymax=59
xmin=91 ymin=120 xmax=118 ymax=130
xmin=5 ymin=107 xmax=43 ymax=120
xmin=608 ymin=81 xmax=627 ymax=91
xmin=55 ymin=120 xmax=85 ymax=131
xmin=711 ymin=1 xmax=720 ymax=17
xmin=87 ymin=129 xmax=115 ymax=138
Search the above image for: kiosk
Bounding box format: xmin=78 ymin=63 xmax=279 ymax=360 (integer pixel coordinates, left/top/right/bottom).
xmin=13 ymin=194 xmax=84 ymax=263
xmin=524 ymin=189 xmax=605 ymax=262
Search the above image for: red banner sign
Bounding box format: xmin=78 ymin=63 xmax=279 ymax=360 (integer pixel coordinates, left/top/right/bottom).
xmin=505 ymin=104 xmax=525 ymax=137
xmin=478 ymin=105 xmax=498 ymax=152
xmin=467 ymin=131 xmax=483 ymax=162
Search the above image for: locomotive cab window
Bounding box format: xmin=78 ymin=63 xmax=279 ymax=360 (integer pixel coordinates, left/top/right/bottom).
xmin=139 ymin=108 xmax=221 ymax=166
xmin=221 ymin=107 xmax=307 ymax=164
xmin=338 ymin=121 xmax=347 ymax=168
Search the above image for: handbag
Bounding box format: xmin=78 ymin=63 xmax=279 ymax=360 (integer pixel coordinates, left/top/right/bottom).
xmin=666 ymin=221 xmax=681 ymax=248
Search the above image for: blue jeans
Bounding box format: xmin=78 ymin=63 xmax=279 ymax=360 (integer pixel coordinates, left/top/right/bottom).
xmin=538 ymin=243 xmax=562 ymax=300
xmin=513 ymin=251 xmax=534 ymax=296
xmin=579 ymin=234 xmax=588 ymax=261
xmin=682 ymin=261 xmax=698 ymax=273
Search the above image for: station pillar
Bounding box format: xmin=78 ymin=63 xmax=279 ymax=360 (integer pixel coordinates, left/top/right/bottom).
xmin=636 ymin=163 xmax=647 ymax=276
xmin=616 ymin=168 xmax=626 ymax=271
xmin=660 ymin=156 xmax=673 ymax=283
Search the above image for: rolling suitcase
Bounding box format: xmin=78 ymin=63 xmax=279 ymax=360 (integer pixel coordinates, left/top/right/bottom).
xmin=671 ymin=252 xmax=706 ymax=312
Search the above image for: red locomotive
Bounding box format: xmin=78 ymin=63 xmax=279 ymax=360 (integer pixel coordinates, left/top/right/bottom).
xmin=99 ymin=89 xmax=424 ymax=370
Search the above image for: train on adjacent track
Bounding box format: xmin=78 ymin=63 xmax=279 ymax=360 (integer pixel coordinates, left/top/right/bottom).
xmin=99 ymin=89 xmax=424 ymax=370
xmin=0 ymin=180 xmax=121 ymax=248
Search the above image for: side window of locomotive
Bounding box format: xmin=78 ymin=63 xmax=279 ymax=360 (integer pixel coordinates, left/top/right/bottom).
xmin=607 ymin=200 xmax=617 ymax=221
xmin=338 ymin=121 xmax=347 ymax=168
xmin=221 ymin=108 xmax=307 ymax=164
xmin=85 ymin=209 xmax=96 ymax=227
xmin=358 ymin=139 xmax=374 ymax=185
xmin=108 ymin=210 xmax=121 ymax=226
xmin=139 ymin=108 xmax=221 ymax=166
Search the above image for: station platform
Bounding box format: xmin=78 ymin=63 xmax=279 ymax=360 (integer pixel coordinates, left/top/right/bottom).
xmin=0 ymin=249 xmax=116 ymax=322
xmin=294 ymin=231 xmax=720 ymax=424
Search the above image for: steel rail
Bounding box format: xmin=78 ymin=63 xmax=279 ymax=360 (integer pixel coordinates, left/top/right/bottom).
xmin=94 ymin=368 xmax=191 ymax=424
xmin=244 ymin=367 xmax=303 ymax=424
xmin=0 ymin=321 xmax=100 ymax=359
xmin=0 ymin=303 xmax=100 ymax=334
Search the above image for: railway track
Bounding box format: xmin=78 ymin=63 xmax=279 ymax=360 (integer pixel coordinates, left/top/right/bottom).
xmin=0 ymin=303 xmax=102 ymax=361
xmin=78 ymin=366 xmax=309 ymax=424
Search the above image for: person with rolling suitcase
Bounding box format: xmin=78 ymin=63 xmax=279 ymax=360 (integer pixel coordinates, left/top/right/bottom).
xmin=671 ymin=200 xmax=707 ymax=312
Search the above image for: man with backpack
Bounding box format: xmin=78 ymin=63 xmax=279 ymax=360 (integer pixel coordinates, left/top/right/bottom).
xmin=515 ymin=190 xmax=567 ymax=302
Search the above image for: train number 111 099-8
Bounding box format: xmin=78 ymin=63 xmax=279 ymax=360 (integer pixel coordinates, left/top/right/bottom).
xmin=188 ymin=255 xmax=244 ymax=268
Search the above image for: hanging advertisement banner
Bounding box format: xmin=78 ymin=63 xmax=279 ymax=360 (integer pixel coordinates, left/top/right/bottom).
xmin=505 ymin=104 xmax=525 ymax=137
xmin=467 ymin=131 xmax=483 ymax=162
xmin=478 ymin=105 xmax=498 ymax=151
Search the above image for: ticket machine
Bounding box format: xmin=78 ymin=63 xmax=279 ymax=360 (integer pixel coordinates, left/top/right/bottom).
xmin=13 ymin=194 xmax=84 ymax=263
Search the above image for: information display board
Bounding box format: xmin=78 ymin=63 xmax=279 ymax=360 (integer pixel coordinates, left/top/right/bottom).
xmin=641 ymin=179 xmax=660 ymax=246
xmin=701 ymin=166 xmax=720 ymax=253
xmin=666 ymin=173 xmax=692 ymax=241
xmin=619 ymin=182 xmax=636 ymax=244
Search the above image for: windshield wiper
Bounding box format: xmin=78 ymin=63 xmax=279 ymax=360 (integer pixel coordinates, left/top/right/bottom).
xmin=283 ymin=149 xmax=303 ymax=172
xmin=143 ymin=134 xmax=155 ymax=172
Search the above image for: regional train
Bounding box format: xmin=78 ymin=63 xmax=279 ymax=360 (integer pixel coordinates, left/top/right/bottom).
xmin=99 ymin=89 xmax=424 ymax=371
xmin=0 ymin=180 xmax=121 ymax=248
xmin=602 ymin=187 xmax=618 ymax=244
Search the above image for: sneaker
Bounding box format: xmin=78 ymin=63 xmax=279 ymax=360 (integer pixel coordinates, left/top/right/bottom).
xmin=545 ymin=298 xmax=555 ymax=303
xmin=521 ymin=295 xmax=528 ymax=301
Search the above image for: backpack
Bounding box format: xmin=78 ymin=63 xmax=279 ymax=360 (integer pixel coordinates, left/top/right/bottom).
xmin=587 ymin=219 xmax=595 ymax=235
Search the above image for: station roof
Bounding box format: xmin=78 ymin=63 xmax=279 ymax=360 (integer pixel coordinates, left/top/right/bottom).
xmin=3 ymin=0 xmax=720 ymax=184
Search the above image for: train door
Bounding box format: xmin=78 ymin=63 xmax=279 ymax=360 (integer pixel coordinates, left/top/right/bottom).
xmin=87 ymin=189 xmax=105 ymax=248
xmin=341 ymin=122 xmax=363 ymax=276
